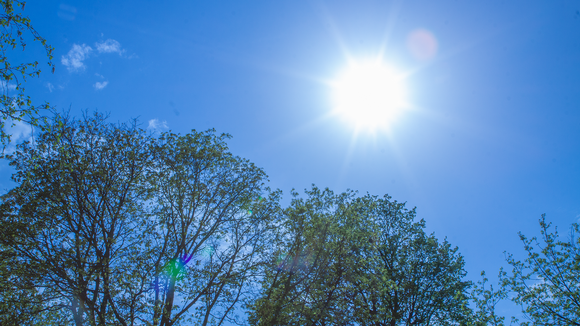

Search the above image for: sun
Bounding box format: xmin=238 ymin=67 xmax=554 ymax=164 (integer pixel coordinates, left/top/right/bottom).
xmin=332 ymin=60 xmax=408 ymax=130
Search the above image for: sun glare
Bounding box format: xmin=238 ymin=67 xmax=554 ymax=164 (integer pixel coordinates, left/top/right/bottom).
xmin=332 ymin=60 xmax=407 ymax=131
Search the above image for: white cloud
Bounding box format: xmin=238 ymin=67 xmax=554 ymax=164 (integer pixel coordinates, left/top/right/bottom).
xmin=2 ymin=119 xmax=33 ymax=153
xmin=8 ymin=119 xmax=32 ymax=142
xmin=148 ymin=119 xmax=168 ymax=130
xmin=46 ymin=82 xmax=54 ymax=92
xmin=93 ymin=81 xmax=108 ymax=90
xmin=0 ymin=80 xmax=17 ymax=91
xmin=95 ymin=73 xmax=104 ymax=78
xmin=95 ymin=39 xmax=123 ymax=55
xmin=61 ymin=44 xmax=92 ymax=72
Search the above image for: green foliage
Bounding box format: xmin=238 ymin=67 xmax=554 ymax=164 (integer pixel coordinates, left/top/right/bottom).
xmin=0 ymin=113 xmax=277 ymax=326
xmin=348 ymin=195 xmax=470 ymax=325
xmin=1 ymin=112 xmax=154 ymax=325
xmin=248 ymin=188 xmax=471 ymax=326
xmin=0 ymin=246 xmax=48 ymax=325
xmin=248 ymin=187 xmax=367 ymax=325
xmin=146 ymin=128 xmax=280 ymax=326
xmin=501 ymin=215 xmax=580 ymax=325
xmin=0 ymin=0 xmax=54 ymax=149
xmin=468 ymin=271 xmax=509 ymax=326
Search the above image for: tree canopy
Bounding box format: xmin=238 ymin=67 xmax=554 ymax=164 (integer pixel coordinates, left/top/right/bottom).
xmin=500 ymin=215 xmax=580 ymax=325
xmin=0 ymin=113 xmax=278 ymax=326
xmin=4 ymin=113 xmax=580 ymax=325
xmin=248 ymin=188 xmax=471 ymax=326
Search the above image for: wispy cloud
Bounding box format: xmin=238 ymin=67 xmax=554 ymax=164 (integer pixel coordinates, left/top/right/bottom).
xmin=95 ymin=39 xmax=124 ymax=55
xmin=148 ymin=119 xmax=168 ymax=130
xmin=58 ymin=4 xmax=77 ymax=21
xmin=8 ymin=119 xmax=32 ymax=142
xmin=61 ymin=44 xmax=92 ymax=72
xmin=2 ymin=119 xmax=33 ymax=153
xmin=46 ymin=82 xmax=55 ymax=92
xmin=0 ymin=80 xmax=16 ymax=91
xmin=93 ymin=81 xmax=108 ymax=90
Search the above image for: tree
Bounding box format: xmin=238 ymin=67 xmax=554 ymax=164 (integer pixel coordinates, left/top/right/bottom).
xmin=248 ymin=187 xmax=369 ymax=325
xmin=249 ymin=188 xmax=471 ymax=326
xmin=501 ymin=215 xmax=580 ymax=325
xmin=347 ymin=195 xmax=470 ymax=326
xmin=144 ymin=130 xmax=279 ymax=326
xmin=468 ymin=271 xmax=509 ymax=326
xmin=0 ymin=232 xmax=53 ymax=325
xmin=0 ymin=0 xmax=54 ymax=149
xmin=0 ymin=113 xmax=278 ymax=325
xmin=0 ymin=113 xmax=154 ymax=325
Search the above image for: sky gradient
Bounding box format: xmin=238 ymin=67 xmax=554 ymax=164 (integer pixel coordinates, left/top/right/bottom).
xmin=3 ymin=0 xmax=580 ymax=318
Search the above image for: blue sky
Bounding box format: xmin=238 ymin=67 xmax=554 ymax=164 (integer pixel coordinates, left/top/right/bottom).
xmin=4 ymin=0 xmax=580 ymax=318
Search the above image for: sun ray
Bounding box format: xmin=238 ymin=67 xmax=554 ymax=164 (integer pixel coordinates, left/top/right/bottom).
xmin=337 ymin=126 xmax=361 ymax=188
xmin=377 ymin=0 xmax=404 ymax=58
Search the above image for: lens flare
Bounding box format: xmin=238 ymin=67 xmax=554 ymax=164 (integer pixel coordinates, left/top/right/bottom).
xmin=407 ymin=29 xmax=438 ymax=61
xmin=162 ymin=253 xmax=193 ymax=280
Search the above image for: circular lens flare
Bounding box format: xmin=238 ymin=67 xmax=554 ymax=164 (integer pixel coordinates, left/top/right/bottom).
xmin=333 ymin=61 xmax=407 ymax=130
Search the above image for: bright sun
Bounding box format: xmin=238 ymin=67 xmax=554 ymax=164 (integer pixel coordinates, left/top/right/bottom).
xmin=332 ymin=60 xmax=407 ymax=130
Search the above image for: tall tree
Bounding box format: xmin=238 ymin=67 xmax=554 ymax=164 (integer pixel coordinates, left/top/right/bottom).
xmin=0 ymin=113 xmax=278 ymax=325
xmin=501 ymin=215 xmax=580 ymax=325
xmin=347 ymin=195 xmax=470 ymax=326
xmin=0 ymin=0 xmax=54 ymax=148
xmin=248 ymin=187 xmax=368 ymax=326
xmin=145 ymin=130 xmax=279 ymax=326
xmin=0 ymin=113 xmax=154 ymax=325
xmin=249 ymin=188 xmax=471 ymax=326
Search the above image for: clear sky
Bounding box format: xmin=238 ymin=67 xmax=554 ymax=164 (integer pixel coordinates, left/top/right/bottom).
xmin=4 ymin=0 xmax=580 ymax=318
